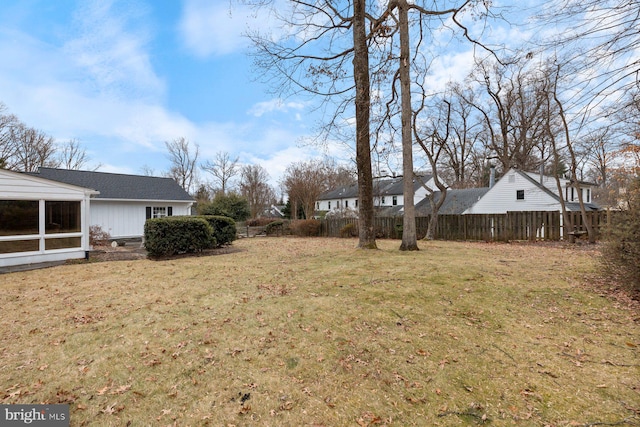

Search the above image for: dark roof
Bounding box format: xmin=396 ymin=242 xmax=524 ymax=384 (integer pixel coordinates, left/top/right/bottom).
xmin=318 ymin=174 xmax=433 ymax=201
xmin=415 ymin=187 xmax=490 ymax=215
xmin=374 ymin=174 xmax=432 ymax=196
xmin=319 ymin=183 xmax=359 ymax=201
xmin=31 ymin=168 xmax=194 ymax=201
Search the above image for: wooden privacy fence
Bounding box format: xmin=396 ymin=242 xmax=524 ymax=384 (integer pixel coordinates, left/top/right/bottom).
xmin=319 ymin=211 xmax=613 ymax=242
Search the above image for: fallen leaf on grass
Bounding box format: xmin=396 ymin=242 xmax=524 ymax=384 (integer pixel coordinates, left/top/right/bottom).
xmin=144 ymin=359 xmax=162 ymax=367
xmin=324 ymin=397 xmax=335 ymax=408
xmin=109 ymin=385 xmax=131 ymax=395
xmin=101 ymin=403 xmax=124 ymax=415
xmin=280 ymin=401 xmax=294 ymax=411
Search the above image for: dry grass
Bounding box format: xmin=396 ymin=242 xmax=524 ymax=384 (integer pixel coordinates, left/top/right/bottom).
xmin=1 ymin=238 xmax=638 ymax=426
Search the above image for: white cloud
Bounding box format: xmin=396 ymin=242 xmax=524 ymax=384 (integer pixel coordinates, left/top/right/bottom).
xmin=64 ymin=0 xmax=164 ymax=100
xmin=242 ymin=145 xmax=321 ymax=189
xmin=422 ymin=49 xmax=477 ymax=93
xmin=178 ymin=0 xmax=252 ymax=57
xmin=247 ymin=99 xmax=305 ymax=117
xmin=178 ymin=0 xmax=292 ymax=58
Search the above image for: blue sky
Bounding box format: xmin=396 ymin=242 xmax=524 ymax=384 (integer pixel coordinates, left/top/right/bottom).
xmin=0 ymin=0 xmax=322 ymax=189
xmin=0 ymin=0 xmax=537 ymax=190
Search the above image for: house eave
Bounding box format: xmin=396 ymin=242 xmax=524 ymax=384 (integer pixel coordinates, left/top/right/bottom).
xmin=92 ymin=198 xmax=194 ymax=204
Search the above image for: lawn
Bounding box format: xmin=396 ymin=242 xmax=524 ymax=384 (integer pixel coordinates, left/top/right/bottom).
xmin=1 ymin=238 xmax=638 ymax=426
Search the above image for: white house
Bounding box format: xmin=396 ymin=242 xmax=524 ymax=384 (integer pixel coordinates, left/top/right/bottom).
xmin=32 ymin=168 xmax=194 ymax=239
xmin=0 ymin=168 xmax=98 ymax=268
xmin=464 ymin=168 xmax=599 ymax=214
xmin=316 ymin=174 xmax=439 ymax=215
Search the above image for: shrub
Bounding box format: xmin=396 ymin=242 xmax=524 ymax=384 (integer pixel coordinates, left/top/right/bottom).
xmin=339 ymin=222 xmax=357 ymax=238
xmin=198 ymin=215 xmax=237 ymax=247
xmin=89 ymin=225 xmax=111 ymax=246
xmin=394 ymin=223 xmax=403 ymax=239
xmin=247 ymin=217 xmax=280 ymax=227
xmin=144 ymin=217 xmax=215 ymax=257
xmin=290 ymin=219 xmax=320 ymax=237
xmin=601 ymin=178 xmax=640 ymax=292
xmin=265 ymin=220 xmax=284 ymax=236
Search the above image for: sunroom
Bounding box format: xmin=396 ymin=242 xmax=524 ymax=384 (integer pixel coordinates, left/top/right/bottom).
xmin=0 ymin=169 xmax=98 ymax=269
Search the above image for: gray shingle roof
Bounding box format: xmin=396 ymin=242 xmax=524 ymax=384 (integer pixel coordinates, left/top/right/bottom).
xmin=415 ymin=188 xmax=490 ymax=215
xmin=32 ymin=168 xmax=194 ymax=201
xmin=318 ymin=174 xmax=433 ymax=201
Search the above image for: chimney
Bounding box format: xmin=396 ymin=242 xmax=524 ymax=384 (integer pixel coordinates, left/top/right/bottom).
xmin=489 ymin=165 xmax=496 ymax=188
xmin=539 ymin=163 xmax=544 ymax=185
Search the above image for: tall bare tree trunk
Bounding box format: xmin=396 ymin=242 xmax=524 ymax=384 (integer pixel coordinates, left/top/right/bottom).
xmin=353 ymin=0 xmax=377 ymax=249
xmin=545 ymin=89 xmax=574 ymax=242
xmin=552 ymin=69 xmax=595 ymax=243
xmin=398 ymin=0 xmax=418 ymax=251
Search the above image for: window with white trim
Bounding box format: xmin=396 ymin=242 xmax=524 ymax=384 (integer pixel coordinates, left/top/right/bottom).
xmin=153 ymin=207 xmax=167 ymax=218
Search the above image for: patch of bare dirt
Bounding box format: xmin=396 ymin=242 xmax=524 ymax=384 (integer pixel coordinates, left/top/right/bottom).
xmin=88 ymin=243 xmax=243 ymax=262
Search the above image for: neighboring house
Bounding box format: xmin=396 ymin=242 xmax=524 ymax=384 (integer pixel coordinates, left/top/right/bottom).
xmin=317 ymin=173 xmax=438 ymax=215
xmin=317 ymin=168 xmax=599 ymax=219
xmin=262 ymin=204 xmax=285 ymax=219
xmin=463 ymin=168 xmax=600 ymax=214
xmin=0 ymin=168 xmax=98 ymax=268
xmin=31 ymin=168 xmax=194 ymax=239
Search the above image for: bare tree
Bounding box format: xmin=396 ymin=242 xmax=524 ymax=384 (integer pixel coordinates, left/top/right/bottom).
xmin=370 ymin=0 xmax=500 ymax=251
xmin=438 ymin=84 xmax=485 ymax=188
xmin=0 ymin=104 xmax=20 ymax=169
xmin=10 ymin=124 xmax=59 ymax=172
xmin=547 ymin=63 xmax=596 ymax=243
xmin=282 ymin=159 xmax=352 ymax=220
xmin=468 ymin=59 xmax=553 ymax=173
xmin=139 ymin=164 xmax=156 ymax=176
xmin=246 ymin=0 xmax=378 ymax=249
xmin=239 ymin=164 xmax=275 ymax=218
xmin=582 ymin=128 xmax=617 ymax=186
xmin=165 ymin=137 xmax=199 ymax=193
xmin=542 ymin=67 xmax=574 ymax=243
xmin=58 ymin=139 xmax=100 ymax=170
xmin=535 ymin=0 xmax=640 ymax=121
xmin=201 ymin=151 xmax=239 ymax=195
xmin=353 ymin=0 xmax=377 ymax=248
xmin=413 ymin=92 xmax=451 ymax=240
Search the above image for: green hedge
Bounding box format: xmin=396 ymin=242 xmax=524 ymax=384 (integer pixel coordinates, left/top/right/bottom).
xmin=144 ymin=217 xmax=215 ymax=257
xmin=196 ymin=215 xmax=237 ymax=247
xmin=265 ymin=220 xmax=284 ymax=235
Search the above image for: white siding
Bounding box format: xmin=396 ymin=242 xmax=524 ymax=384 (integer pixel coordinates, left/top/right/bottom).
xmin=91 ymin=200 xmax=192 ymax=238
xmin=321 ymin=197 xmax=358 ymax=212
xmin=0 ymin=170 xmax=94 ymax=268
xmin=465 ymin=169 xmax=562 ymax=214
xmin=0 ymin=173 xmax=90 ymax=201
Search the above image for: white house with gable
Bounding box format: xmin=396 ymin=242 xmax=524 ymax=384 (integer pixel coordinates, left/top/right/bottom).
xmin=32 ymin=168 xmax=195 ymax=239
xmin=316 ymin=173 xmax=439 ymax=216
xmin=464 ymin=168 xmax=599 ymax=214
